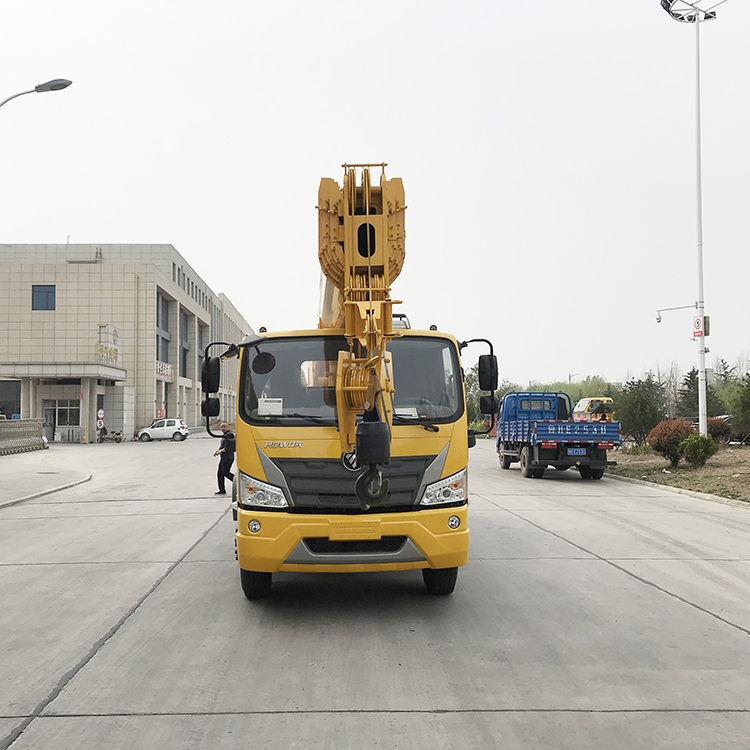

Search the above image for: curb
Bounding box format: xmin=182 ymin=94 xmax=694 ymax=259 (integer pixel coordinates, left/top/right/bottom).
xmin=606 ymin=472 xmax=749 ymax=509
xmin=0 ymin=474 xmax=93 ymax=510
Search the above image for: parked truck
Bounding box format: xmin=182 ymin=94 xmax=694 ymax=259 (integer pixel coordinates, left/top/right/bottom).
xmin=201 ymin=163 xmax=497 ymax=598
xmin=497 ymin=391 xmax=621 ymax=479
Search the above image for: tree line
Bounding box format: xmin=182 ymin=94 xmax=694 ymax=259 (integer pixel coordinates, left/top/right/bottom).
xmin=464 ymin=358 xmax=750 ymax=444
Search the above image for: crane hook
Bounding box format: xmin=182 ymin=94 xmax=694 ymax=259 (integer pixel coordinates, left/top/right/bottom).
xmin=355 ymin=463 xmax=390 ymax=510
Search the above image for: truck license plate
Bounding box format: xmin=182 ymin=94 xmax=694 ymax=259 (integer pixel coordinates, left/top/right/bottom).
xmin=567 ymin=447 xmax=587 ymax=456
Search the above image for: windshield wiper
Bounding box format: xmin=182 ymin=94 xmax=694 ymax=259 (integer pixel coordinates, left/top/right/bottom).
xmin=392 ymin=415 xmax=440 ymax=432
xmin=274 ymin=413 xmax=327 ymax=424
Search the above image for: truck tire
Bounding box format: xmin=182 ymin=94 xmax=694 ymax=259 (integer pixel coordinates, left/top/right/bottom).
xmin=591 ymin=469 xmax=604 ymax=480
xmin=422 ymin=567 xmax=458 ymax=595
xmin=533 ymin=468 xmax=545 ymax=479
xmin=520 ymin=447 xmax=534 ymax=478
xmin=240 ymin=569 xmax=272 ymax=599
xmin=499 ymin=449 xmax=512 ymax=470
xmin=578 ymin=466 xmax=593 ymax=479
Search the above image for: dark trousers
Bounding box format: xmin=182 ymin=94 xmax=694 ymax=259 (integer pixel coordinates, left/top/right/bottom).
xmin=217 ymin=454 xmax=235 ymax=493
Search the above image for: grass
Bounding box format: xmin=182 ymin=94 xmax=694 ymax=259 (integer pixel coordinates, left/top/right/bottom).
xmin=609 ymin=443 xmax=750 ymax=503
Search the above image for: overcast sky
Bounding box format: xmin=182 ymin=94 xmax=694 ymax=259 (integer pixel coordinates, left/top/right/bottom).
xmin=2 ymin=1 xmax=748 ymax=386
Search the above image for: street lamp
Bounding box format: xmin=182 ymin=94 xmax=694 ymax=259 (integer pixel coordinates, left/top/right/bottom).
xmin=660 ymin=0 xmax=728 ymax=437
xmin=0 ymin=78 xmax=72 ymax=110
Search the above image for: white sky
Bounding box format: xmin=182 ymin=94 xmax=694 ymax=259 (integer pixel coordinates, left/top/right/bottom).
xmin=1 ymin=1 xmax=748 ymax=386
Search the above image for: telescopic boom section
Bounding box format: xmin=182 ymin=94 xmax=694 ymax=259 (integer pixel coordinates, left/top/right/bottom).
xmin=317 ymin=163 xmax=406 ymax=453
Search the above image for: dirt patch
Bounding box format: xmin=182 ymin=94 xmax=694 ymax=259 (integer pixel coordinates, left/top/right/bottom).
xmin=609 ymin=444 xmax=750 ymax=503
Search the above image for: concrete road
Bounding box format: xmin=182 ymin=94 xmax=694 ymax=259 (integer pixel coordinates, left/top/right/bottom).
xmin=2 ymin=438 xmax=750 ymax=749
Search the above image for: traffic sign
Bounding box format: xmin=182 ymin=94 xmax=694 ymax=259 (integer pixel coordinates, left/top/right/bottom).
xmin=693 ymin=316 xmax=704 ymax=338
xmin=96 ymin=419 xmax=104 ymax=429
xmin=97 ymin=408 xmax=105 ymax=419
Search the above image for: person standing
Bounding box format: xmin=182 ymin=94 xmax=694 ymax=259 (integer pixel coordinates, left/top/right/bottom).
xmin=213 ymin=422 xmax=235 ymax=495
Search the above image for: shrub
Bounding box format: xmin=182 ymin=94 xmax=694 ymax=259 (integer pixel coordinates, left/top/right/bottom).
xmin=647 ymin=418 xmax=694 ymax=467
xmin=679 ymin=434 xmax=719 ymax=467
xmin=628 ymin=443 xmax=653 ymax=456
xmin=707 ymin=416 xmax=731 ymax=444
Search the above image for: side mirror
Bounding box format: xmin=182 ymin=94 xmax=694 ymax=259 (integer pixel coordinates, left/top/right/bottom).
xmin=201 ymin=397 xmax=221 ymax=418
xmin=479 ymin=394 xmax=497 ymax=415
xmin=478 ymin=354 xmax=498 ymax=392
xmin=467 ymin=430 xmax=477 ymax=449
xmin=201 ymin=357 xmax=220 ymax=393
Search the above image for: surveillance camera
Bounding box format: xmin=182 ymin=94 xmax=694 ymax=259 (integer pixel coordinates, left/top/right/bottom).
xmin=656 ymin=315 xmax=662 ymax=323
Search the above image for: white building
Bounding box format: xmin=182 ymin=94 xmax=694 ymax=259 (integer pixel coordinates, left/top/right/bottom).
xmin=0 ymin=244 xmax=252 ymax=442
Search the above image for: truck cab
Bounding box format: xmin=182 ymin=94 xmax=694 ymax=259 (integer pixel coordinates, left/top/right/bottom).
xmin=572 ymin=397 xmax=615 ymax=422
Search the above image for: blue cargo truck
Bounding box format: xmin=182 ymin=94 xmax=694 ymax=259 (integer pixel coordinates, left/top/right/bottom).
xmin=496 ymin=391 xmax=622 ymax=479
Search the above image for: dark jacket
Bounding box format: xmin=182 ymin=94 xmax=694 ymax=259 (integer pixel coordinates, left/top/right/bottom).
xmin=220 ymin=431 xmax=236 ymax=455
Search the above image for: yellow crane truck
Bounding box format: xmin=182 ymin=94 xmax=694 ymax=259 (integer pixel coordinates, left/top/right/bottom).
xmin=201 ymin=163 xmax=497 ymax=598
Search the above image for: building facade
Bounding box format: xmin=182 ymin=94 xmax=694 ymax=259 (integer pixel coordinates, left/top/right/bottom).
xmin=0 ymin=244 xmax=252 ymax=442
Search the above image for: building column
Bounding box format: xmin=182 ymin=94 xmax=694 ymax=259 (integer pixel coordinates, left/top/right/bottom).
xmin=20 ymin=378 xmax=31 ymax=419
xmin=29 ymin=378 xmax=38 ymax=419
xmin=82 ymin=378 xmax=97 ymax=444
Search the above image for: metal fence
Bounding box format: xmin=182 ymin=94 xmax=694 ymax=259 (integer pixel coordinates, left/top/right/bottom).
xmin=0 ymin=419 xmax=48 ymax=456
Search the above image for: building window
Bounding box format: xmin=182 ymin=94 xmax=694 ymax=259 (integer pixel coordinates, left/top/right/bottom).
xmin=179 ymin=310 xmax=191 ymax=377
xmin=32 ymin=285 xmax=56 ymax=310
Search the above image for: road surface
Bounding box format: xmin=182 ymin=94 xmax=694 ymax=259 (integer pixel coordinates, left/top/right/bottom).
xmin=2 ymin=437 xmax=750 ymax=749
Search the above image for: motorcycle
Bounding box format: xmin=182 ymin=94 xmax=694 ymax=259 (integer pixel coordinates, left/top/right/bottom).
xmin=96 ymin=428 xmax=122 ymax=443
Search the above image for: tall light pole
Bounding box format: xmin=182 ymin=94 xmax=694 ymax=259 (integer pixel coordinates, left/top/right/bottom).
xmin=0 ymin=78 xmax=72 ymax=110
xmin=660 ymin=0 xmax=728 ymax=437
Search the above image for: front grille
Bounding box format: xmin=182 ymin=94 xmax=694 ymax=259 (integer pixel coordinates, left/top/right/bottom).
xmin=275 ymin=456 xmax=435 ymax=510
xmin=303 ymin=536 xmax=407 ymax=554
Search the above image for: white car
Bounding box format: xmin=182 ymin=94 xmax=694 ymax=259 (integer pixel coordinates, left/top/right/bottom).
xmin=138 ymin=418 xmax=189 ymax=442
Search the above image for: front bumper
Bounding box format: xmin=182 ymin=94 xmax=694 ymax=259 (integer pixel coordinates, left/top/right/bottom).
xmin=235 ymin=504 xmax=469 ymax=573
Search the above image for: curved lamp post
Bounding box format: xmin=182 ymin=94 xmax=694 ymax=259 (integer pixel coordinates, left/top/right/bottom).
xmin=0 ymin=78 xmax=72 ymax=110
xmin=660 ymin=0 xmax=729 ymax=436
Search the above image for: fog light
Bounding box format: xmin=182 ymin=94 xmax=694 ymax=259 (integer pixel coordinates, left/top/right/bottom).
xmin=248 ymin=519 xmax=261 ymax=533
xmin=448 ymin=516 xmax=460 ymax=529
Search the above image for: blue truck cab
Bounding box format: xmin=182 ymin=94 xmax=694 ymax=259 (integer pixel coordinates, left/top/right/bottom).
xmin=496 ymin=391 xmax=622 ymax=480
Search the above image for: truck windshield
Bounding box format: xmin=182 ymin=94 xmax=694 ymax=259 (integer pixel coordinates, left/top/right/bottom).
xmin=239 ymin=335 xmax=462 ymax=427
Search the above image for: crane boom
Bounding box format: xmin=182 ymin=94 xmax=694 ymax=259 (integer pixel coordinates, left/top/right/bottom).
xmin=317 ymin=164 xmax=406 ymax=456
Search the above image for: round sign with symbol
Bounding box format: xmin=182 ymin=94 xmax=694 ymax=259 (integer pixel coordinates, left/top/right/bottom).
xmin=97 ymin=419 xmax=104 ymax=429
xmin=97 ymin=409 xmax=105 ymax=419
xmin=693 ymin=316 xmax=704 ymax=338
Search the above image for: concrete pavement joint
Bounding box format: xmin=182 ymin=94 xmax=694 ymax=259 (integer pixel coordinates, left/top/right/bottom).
xmin=9 ymin=708 xmax=750 ymax=717
xmin=0 ymin=475 xmax=92 ymax=510
xmin=503 ymin=509 xmax=750 ymax=640
xmin=0 ymin=507 xmax=232 ymax=750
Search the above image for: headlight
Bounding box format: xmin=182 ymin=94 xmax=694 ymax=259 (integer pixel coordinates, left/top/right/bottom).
xmin=238 ymin=472 xmax=288 ymax=509
xmin=420 ymin=469 xmax=467 ymax=506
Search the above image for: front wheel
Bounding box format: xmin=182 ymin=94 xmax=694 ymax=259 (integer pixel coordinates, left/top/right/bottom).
xmin=139 ymin=433 xmax=151 ymax=442
xmin=520 ymin=447 xmax=534 ymax=478
xmin=499 ymin=449 xmax=512 ymax=470
xmin=422 ymin=567 xmax=458 ymax=595
xmin=114 ymin=437 xmax=122 ymax=443
xmin=240 ymin=569 xmax=272 ymax=599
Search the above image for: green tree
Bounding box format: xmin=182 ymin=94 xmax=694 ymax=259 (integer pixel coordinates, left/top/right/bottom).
xmin=675 ymin=367 xmax=726 ymax=419
xmin=731 ymin=375 xmax=750 ymax=442
xmin=616 ymin=373 xmax=665 ymax=445
xmin=528 ymin=375 xmax=617 ymax=404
